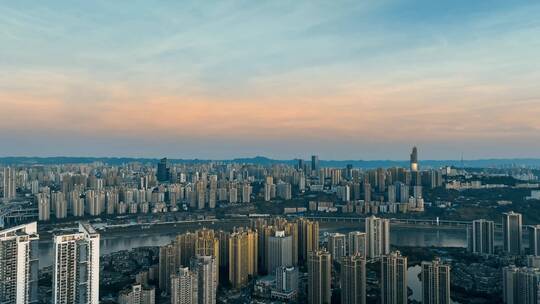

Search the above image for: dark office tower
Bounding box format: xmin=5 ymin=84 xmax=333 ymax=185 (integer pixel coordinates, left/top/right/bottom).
xmin=503 ymin=211 xmax=523 ymax=255
xmin=410 ymin=146 xmax=419 ymax=172
xmin=346 ymin=164 xmax=353 ymax=180
xmin=529 ymin=225 xmax=540 ymax=256
xmin=341 ymin=254 xmax=366 ymax=304
xmin=381 ymin=251 xmax=407 ymax=304
xmin=311 ymin=155 xmax=320 ymax=172
xmin=467 ymin=219 xmax=494 ymax=255
xmin=297 ymin=159 xmax=305 ymax=171
xmin=308 ymin=250 xmax=332 ymax=304
xmin=421 ymin=258 xmax=451 ymax=304
xmin=156 ymin=158 xmax=170 ymax=182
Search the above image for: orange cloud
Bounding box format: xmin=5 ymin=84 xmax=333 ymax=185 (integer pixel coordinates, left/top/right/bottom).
xmin=1 ymin=77 xmax=539 ymax=145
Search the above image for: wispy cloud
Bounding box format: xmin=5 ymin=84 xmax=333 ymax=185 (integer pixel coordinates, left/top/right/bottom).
xmin=0 ymin=0 xmax=539 ymax=159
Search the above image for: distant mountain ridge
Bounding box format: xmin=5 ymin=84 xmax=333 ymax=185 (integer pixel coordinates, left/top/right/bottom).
xmin=1 ymin=156 xmax=540 ymax=168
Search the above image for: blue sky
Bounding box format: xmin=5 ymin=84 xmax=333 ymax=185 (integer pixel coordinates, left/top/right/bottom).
xmin=1 ymin=1 xmax=539 ymax=159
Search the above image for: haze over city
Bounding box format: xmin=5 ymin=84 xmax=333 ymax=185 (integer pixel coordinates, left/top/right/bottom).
xmin=2 ymin=1 xmax=540 ymax=159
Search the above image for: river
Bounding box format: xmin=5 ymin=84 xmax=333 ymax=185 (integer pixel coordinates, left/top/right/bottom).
xmin=38 ymin=224 xmax=477 ymax=269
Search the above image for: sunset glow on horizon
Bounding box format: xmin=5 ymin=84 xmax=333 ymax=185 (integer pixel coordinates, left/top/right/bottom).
xmin=1 ymin=1 xmax=540 ymax=159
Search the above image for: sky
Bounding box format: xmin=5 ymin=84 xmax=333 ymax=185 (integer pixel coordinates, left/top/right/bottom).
xmin=1 ymin=0 xmax=540 ymax=160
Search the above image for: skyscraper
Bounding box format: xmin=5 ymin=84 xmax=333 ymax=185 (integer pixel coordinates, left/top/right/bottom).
xmin=340 ymin=254 xmax=366 ymax=304
xmin=156 ymin=158 xmax=170 ymax=183
xmin=347 ymin=231 xmax=367 ymax=257
xmin=171 ymin=267 xmax=198 ymax=304
xmin=311 ymin=155 xmax=320 ymax=173
xmin=365 ymin=216 xmax=390 ymax=259
xmin=308 ymin=250 xmax=332 ymax=304
xmin=0 ymin=222 xmax=39 ymax=304
xmin=503 ymin=211 xmax=523 ymax=255
xmin=52 ymin=223 xmax=100 ymax=304
xmin=410 ymin=146 xmax=418 ymax=172
xmin=467 ymin=219 xmax=495 ymax=255
xmin=228 ymin=229 xmax=258 ymax=289
xmin=381 ymin=251 xmax=407 ymax=304
xmin=421 ymin=258 xmax=451 ymax=304
xmin=190 ymin=256 xmax=217 ymax=304
xmin=267 ymin=231 xmax=293 ymax=274
xmin=298 ymin=218 xmax=319 ymax=264
xmin=328 ymin=233 xmax=346 ymax=262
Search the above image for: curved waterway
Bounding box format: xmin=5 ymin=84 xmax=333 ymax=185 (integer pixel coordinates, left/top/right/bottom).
xmin=38 ymin=224 xmax=474 ymax=269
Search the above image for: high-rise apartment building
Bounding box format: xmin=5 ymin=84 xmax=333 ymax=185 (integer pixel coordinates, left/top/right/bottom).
xmin=118 ymin=284 xmax=155 ymax=304
xmin=340 ymin=254 xmax=366 ymax=304
xmin=527 ymin=225 xmax=540 ymax=256
xmin=503 ymin=266 xmax=540 ymax=304
xmin=195 ymin=229 xmax=220 ymax=282
xmin=328 ymin=233 xmax=346 ymax=262
xmin=171 ymin=267 xmax=197 ymax=304
xmin=421 ymin=258 xmax=451 ymax=304
xmin=264 ymin=176 xmax=273 ymax=202
xmin=52 ymin=223 xmax=100 ymax=304
xmin=190 ymin=256 xmax=217 ymax=304
xmin=365 ymin=216 xmax=390 ymax=259
xmin=0 ymin=222 xmax=39 ymax=304
xmin=228 ymin=229 xmax=258 ymax=289
xmin=298 ymin=218 xmax=319 ymax=264
xmin=274 ymin=266 xmax=298 ymax=297
xmin=347 ymin=231 xmax=367 ymax=257
xmin=255 ymin=218 xmax=299 ymax=275
xmin=2 ymin=167 xmax=16 ymax=200
xmin=176 ymin=232 xmax=197 ymax=268
xmin=158 ymin=243 xmax=176 ymax=293
xmin=52 ymin=191 xmax=67 ymax=219
xmin=381 ymin=251 xmax=407 ymax=304
xmin=36 ymin=193 xmax=50 ymax=221
xmin=308 ymin=250 xmax=332 ymax=304
xmin=267 ymin=231 xmax=293 ymax=274
xmin=467 ymin=219 xmax=495 ymax=255
xmin=503 ymin=211 xmax=523 ymax=255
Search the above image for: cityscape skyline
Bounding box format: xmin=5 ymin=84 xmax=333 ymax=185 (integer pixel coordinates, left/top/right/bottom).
xmin=2 ymin=1 xmax=540 ymax=303
xmin=1 ymin=1 xmax=540 ymax=159
xmin=1 ymin=146 xmax=539 ymax=303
